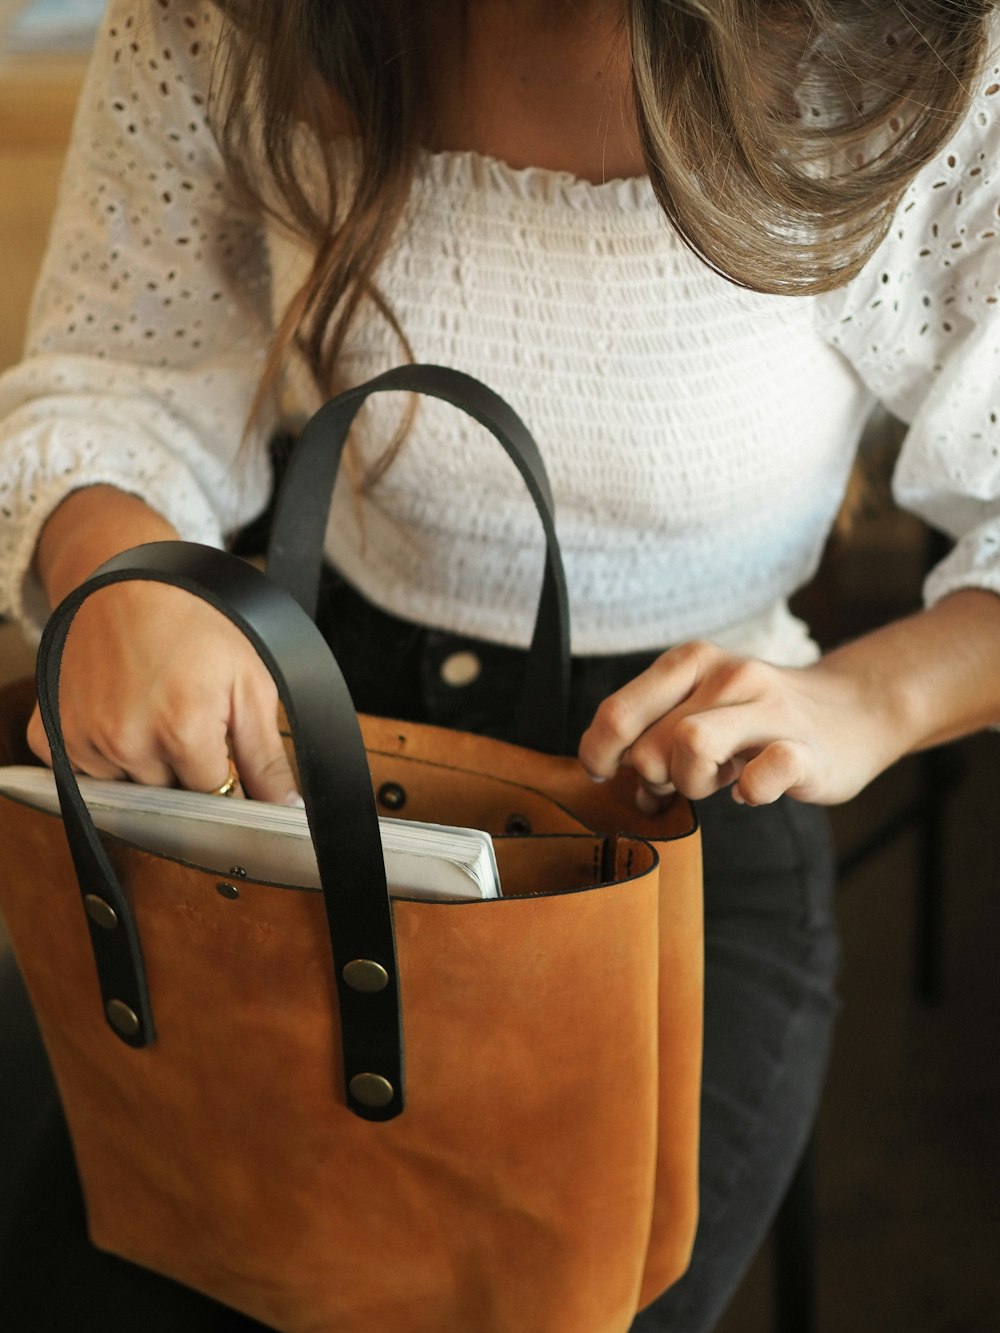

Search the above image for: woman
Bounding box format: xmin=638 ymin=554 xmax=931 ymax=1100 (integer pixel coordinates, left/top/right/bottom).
xmin=0 ymin=1 xmax=998 ymax=1328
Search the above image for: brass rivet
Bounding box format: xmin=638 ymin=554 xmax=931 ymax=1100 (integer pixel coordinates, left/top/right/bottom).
xmin=83 ymin=894 xmax=119 ymax=930
xmin=216 ymin=882 xmax=240 ymax=900
xmin=343 ymin=959 xmax=390 ymax=993
xmin=227 ymin=866 xmax=247 ymax=880
xmin=504 ymin=813 xmax=532 ymax=835
xmin=377 ymin=782 xmax=406 ymax=812
xmin=105 ymin=998 xmax=140 ymax=1038
xmin=349 ymin=1073 xmax=395 ymax=1108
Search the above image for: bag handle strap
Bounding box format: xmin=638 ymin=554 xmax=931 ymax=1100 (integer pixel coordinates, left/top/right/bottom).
xmin=266 ymin=364 xmax=571 ymax=754
xmin=36 ymin=541 xmax=404 ymax=1122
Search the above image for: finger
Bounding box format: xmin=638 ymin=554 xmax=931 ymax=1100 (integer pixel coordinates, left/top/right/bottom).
xmin=624 ymin=704 xmax=750 ymax=801
xmin=178 ymin=755 xmax=243 ymax=800
xmin=28 ymin=706 xmax=136 ymax=781
xmin=661 ymin=709 xmax=756 ymax=800
xmin=230 ymin=727 xmax=298 ymax=805
xmin=228 ymin=676 xmax=300 ymax=805
xmin=151 ymin=711 xmax=234 ymax=795
xmin=166 ymin=749 xmax=238 ymax=796
xmin=621 ymin=737 xmax=672 ymax=791
xmin=635 ymin=782 xmax=677 ymax=815
xmin=58 ymin=698 xmax=229 ymax=793
xmin=88 ymin=721 xmax=180 ymax=787
xmin=579 ymin=641 xmax=717 ymax=780
xmin=734 ymin=740 xmax=811 ymax=807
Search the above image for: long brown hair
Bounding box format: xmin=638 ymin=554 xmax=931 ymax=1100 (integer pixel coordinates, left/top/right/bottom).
xmin=210 ymin=0 xmax=995 ymax=417
xmin=631 ymin=1 xmax=996 ymax=292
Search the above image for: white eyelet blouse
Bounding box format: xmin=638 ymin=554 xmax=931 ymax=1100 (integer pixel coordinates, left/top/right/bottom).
xmin=0 ymin=0 xmax=998 ymax=662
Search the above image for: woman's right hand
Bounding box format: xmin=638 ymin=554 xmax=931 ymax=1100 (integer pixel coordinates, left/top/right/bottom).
xmin=26 ymin=485 xmax=300 ymax=804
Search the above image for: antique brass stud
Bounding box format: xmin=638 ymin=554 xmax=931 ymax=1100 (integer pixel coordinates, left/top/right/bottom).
xmin=349 ymin=1073 xmax=395 ymax=1108
xmin=83 ymin=894 xmax=119 ymax=930
xmin=105 ymin=998 xmax=140 ymax=1038
xmin=377 ymin=782 xmax=406 ymax=812
xmin=343 ymin=959 xmax=390 ymax=993
xmin=216 ymin=882 xmax=240 ymax=901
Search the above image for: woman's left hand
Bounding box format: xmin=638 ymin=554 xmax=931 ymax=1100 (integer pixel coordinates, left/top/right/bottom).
xmin=578 ymin=639 xmax=901 ymax=810
xmin=579 ymin=591 xmax=1000 ymax=810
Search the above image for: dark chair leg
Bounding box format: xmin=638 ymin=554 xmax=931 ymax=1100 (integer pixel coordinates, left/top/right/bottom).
xmin=772 ymin=1133 xmax=818 ymax=1333
xmin=913 ymin=745 xmax=956 ymax=1005
xmin=837 ymin=739 xmax=961 ymax=1006
xmin=911 ymin=529 xmax=959 ymax=1006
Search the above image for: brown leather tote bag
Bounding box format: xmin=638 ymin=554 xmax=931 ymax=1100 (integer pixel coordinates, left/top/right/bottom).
xmin=0 ymin=373 xmax=702 ymax=1333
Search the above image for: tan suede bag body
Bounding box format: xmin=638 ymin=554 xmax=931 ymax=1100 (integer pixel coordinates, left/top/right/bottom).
xmin=0 ymin=370 xmax=703 ymax=1333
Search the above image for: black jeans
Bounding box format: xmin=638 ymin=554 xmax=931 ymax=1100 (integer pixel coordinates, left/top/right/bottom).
xmin=0 ymin=574 xmax=839 ymax=1332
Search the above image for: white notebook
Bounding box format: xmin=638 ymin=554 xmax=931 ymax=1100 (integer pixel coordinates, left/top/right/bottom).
xmin=0 ymin=767 xmax=501 ymax=902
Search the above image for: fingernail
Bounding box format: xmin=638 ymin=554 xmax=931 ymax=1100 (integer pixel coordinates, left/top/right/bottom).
xmin=635 ymin=787 xmax=663 ymax=815
xmin=587 ymin=773 xmax=608 ymax=785
xmin=731 ymin=787 xmax=746 ymax=805
xmin=283 ymin=791 xmax=305 ymax=808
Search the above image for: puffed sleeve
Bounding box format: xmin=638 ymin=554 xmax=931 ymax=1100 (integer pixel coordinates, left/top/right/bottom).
xmin=816 ymin=30 xmax=1000 ymax=610
xmin=0 ymin=0 xmax=276 ymax=632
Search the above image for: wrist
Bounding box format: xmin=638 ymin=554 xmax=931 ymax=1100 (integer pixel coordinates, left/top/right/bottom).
xmin=810 ymin=644 xmax=916 ymax=776
xmin=35 ymin=486 xmax=179 ymax=608
xmin=814 ymin=589 xmax=1000 ymax=762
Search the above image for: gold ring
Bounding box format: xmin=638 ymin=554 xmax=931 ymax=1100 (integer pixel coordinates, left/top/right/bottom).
xmin=208 ymin=758 xmax=240 ymax=798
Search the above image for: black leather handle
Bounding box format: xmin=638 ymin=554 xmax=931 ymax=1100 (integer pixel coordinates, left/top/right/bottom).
xmin=266 ymin=364 xmax=571 ymax=754
xmin=35 ymin=542 xmax=404 ymax=1122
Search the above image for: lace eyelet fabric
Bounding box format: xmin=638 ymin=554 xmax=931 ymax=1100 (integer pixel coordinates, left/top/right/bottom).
xmin=0 ymin=0 xmax=997 ymax=660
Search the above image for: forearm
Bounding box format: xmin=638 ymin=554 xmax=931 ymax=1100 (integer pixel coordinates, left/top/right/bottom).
xmin=818 ymin=587 xmax=1000 ymax=766
xmin=34 ymin=486 xmax=180 ymax=609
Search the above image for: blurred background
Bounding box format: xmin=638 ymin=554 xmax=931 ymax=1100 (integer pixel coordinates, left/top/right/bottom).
xmin=1 ymin=4 xmax=998 ymax=1330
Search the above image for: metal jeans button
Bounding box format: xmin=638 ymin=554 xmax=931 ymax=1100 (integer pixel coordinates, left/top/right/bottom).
xmin=439 ymin=650 xmax=482 ymax=687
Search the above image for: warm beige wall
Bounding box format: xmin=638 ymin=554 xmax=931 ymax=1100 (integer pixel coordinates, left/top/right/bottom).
xmin=0 ymin=147 xmax=66 ymax=369
xmin=0 ymin=56 xmax=83 ymax=677
xmin=0 ymin=58 xmax=83 ymax=371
